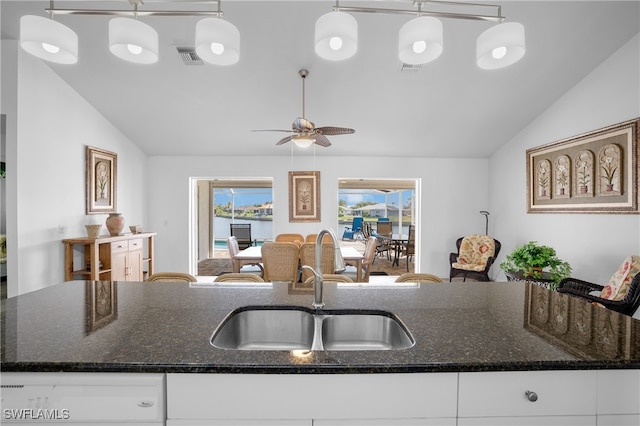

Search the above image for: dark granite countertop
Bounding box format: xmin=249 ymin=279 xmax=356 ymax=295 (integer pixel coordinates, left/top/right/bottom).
xmin=1 ymin=280 xmax=639 ymax=373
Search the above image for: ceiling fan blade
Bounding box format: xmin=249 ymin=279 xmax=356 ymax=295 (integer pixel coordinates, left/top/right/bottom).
xmin=313 ymin=133 xmax=332 ymax=147
xmin=252 ymin=129 xmax=294 ymax=133
xmin=316 ymin=126 xmax=356 ymax=136
xmin=276 ymin=135 xmax=295 ymax=145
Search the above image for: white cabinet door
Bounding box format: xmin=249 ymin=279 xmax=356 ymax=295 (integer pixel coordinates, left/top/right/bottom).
xmin=167 ymin=373 xmax=457 ymax=422
xmin=597 ymin=370 xmax=640 ymax=416
xmin=458 ymin=370 xmax=597 ymax=418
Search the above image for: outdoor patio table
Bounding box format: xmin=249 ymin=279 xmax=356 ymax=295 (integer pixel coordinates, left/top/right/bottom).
xmin=376 ymin=233 xmax=408 ymax=267
xmin=233 ymin=246 xmax=364 ymax=282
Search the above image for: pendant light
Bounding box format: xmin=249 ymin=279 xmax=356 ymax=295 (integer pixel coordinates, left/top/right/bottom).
xmin=109 ymin=18 xmax=159 ymax=64
xmin=398 ymin=16 xmax=443 ymax=65
xmin=195 ymin=18 xmax=240 ymax=66
xmin=20 ymin=14 xmax=78 ymax=64
xmin=315 ymin=11 xmax=358 ymax=61
xmin=476 ymin=22 xmax=525 ymax=70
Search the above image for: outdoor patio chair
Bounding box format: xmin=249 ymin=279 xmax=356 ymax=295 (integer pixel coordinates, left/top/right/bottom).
xmin=230 ymin=223 xmax=256 ymax=250
xmin=343 ymin=236 xmax=378 ymax=282
xmin=373 ymin=221 xmax=393 ymax=260
xmin=342 ymin=216 xmax=363 ymax=240
xmin=557 ymin=255 xmax=640 ymax=316
xmin=449 ymin=235 xmax=501 ymax=282
xmin=398 ymin=224 xmax=415 ymax=271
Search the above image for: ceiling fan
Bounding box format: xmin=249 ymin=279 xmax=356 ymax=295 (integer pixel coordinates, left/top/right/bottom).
xmin=253 ymin=69 xmax=355 ymax=147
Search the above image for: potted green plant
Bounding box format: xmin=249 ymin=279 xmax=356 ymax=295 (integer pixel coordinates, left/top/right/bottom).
xmin=500 ymin=241 xmax=572 ymax=289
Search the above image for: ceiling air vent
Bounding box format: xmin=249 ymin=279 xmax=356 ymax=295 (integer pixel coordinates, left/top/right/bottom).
xmin=400 ymin=63 xmax=423 ymax=72
xmin=177 ymin=47 xmax=203 ymax=65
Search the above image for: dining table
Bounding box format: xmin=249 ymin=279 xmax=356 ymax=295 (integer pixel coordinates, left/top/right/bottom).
xmin=233 ymin=245 xmax=365 ymax=282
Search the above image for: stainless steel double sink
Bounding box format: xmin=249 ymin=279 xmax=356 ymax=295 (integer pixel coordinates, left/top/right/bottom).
xmin=210 ymin=306 xmax=415 ymax=351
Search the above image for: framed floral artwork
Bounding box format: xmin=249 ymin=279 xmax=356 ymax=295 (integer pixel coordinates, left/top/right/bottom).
xmin=86 ymin=146 xmax=117 ymax=214
xmin=289 ymin=171 xmax=320 ymax=222
xmin=526 ymin=118 xmax=639 ymax=214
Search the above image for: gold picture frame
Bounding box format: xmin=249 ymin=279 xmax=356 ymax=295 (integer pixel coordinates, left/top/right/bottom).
xmin=526 ymin=118 xmax=639 ymax=214
xmin=289 ymin=171 xmax=320 ymax=222
xmin=86 ymin=146 xmax=117 ymax=214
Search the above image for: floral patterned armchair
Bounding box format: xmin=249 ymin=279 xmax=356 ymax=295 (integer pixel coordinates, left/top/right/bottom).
xmin=557 ymin=255 xmax=640 ymax=316
xmin=449 ymin=235 xmax=501 ymax=282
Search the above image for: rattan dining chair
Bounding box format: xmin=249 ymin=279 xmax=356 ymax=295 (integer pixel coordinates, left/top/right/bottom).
xmin=147 ymin=272 xmax=197 ymax=283
xmin=304 ymin=274 xmax=354 ymax=284
xmin=275 ymin=233 xmax=305 ymax=244
xmin=261 ymin=242 xmax=300 ymax=282
xmin=299 ymin=242 xmax=335 ymax=282
xmin=214 ymin=273 xmax=265 ymax=283
xmin=395 ymin=273 xmax=443 ymax=283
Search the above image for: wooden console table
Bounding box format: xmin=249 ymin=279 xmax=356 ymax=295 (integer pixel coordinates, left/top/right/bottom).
xmin=63 ymin=233 xmax=156 ymax=281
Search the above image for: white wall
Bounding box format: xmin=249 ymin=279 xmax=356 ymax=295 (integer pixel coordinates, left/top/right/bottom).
xmin=5 ymin=47 xmax=148 ymax=295
xmin=490 ymin=33 xmax=640 ymax=284
xmin=147 ymin=155 xmax=489 ymax=278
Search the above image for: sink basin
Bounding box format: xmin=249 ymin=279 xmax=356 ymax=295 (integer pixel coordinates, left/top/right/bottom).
xmin=321 ymin=313 xmax=414 ymax=351
xmin=210 ymin=307 xmax=315 ymax=350
xmin=211 ymin=306 xmax=414 ymax=351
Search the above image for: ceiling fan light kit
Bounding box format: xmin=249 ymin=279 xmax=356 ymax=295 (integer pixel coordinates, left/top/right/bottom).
xmin=19 ymin=0 xmax=525 ymax=70
xmin=109 ymin=18 xmax=159 ymax=64
xmin=19 ymin=14 xmax=78 ymax=65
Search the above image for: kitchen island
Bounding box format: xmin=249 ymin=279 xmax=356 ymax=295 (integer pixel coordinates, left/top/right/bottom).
xmin=2 ymin=280 xmax=639 ymax=424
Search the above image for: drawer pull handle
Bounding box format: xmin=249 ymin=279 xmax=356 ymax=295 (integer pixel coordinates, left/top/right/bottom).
xmin=525 ymin=390 xmax=538 ymax=402
xmin=137 ymin=400 xmax=154 ymax=408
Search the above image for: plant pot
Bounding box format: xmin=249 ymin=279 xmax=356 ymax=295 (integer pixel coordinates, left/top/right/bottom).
xmin=105 ymin=213 xmax=125 ymax=236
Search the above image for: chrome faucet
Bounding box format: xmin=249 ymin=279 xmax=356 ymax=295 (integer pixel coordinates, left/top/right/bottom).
xmin=301 ymin=228 xmax=346 ymax=309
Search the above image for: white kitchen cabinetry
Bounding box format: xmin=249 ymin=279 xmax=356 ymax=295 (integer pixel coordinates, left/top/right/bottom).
xmin=166 ymin=373 xmax=457 ymax=425
xmin=457 ymin=370 xmax=598 ymax=426
xmin=1 ymin=373 xmax=165 ymax=424
xmin=597 ymin=370 xmax=640 ymax=426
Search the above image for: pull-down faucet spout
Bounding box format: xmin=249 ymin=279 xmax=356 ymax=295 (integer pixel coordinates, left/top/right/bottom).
xmin=301 ymin=228 xmax=345 ymax=309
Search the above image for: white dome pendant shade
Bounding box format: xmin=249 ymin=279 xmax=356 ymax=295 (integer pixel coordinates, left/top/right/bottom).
xmin=109 ymin=18 xmax=158 ymax=64
xmin=476 ymin=22 xmax=525 ymax=70
xmin=315 ymin=11 xmax=357 ymax=61
xmin=20 ymin=15 xmax=78 ymax=64
xmin=195 ymin=18 xmax=240 ymax=66
xmin=398 ymin=16 xmax=443 ymax=65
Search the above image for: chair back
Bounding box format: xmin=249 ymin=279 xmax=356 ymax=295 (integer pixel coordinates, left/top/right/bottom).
xmin=275 ymin=233 xmax=305 ymax=244
xmin=227 ymin=236 xmax=240 ymax=257
xmin=304 ymin=274 xmax=354 ymax=284
xmin=406 ymin=225 xmax=415 ymax=255
xmin=147 ymin=272 xmax=197 ymax=283
xmin=261 ymin=242 xmax=300 ymax=282
xmin=230 ymin=223 xmax=254 ymax=249
xmin=305 ymin=233 xmax=332 ymax=243
xmin=453 ymin=234 xmax=496 ymax=271
xmin=376 ymin=221 xmax=392 ymax=237
xmin=360 ymin=236 xmax=378 ymax=281
xmin=395 ymin=273 xmax=442 ymax=283
xmin=351 ymin=217 xmax=363 ymax=232
xmin=215 ymin=273 xmax=265 ymax=283
xmin=361 ymin=222 xmax=373 ymax=239
xmin=299 ymin=242 xmax=335 ymax=282
xmin=601 ymin=255 xmax=640 ymax=301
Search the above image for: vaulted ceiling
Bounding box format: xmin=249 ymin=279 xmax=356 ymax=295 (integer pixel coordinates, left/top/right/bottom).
xmin=2 ymin=1 xmax=639 ymax=158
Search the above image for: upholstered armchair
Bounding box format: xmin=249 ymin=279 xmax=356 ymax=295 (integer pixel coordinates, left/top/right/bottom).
xmin=557 ymin=255 xmax=640 ymax=316
xmin=449 ymin=235 xmax=501 ymax=282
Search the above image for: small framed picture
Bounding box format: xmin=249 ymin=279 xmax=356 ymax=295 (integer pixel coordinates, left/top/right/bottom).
xmin=289 ymin=171 xmax=321 ymax=222
xmin=86 ymin=146 xmax=117 ymax=214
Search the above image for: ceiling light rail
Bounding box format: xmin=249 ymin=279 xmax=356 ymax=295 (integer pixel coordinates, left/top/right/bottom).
xmin=316 ymin=0 xmax=524 ymax=69
xmin=21 ymin=0 xmax=239 ymax=65
xmin=334 ymin=0 xmax=505 ymax=23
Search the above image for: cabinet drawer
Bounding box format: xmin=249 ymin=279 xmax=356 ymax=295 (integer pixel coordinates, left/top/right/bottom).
xmin=168 ymin=373 xmax=458 ymax=420
xmin=458 ymin=370 xmax=597 ymax=418
xmin=111 ymin=241 xmax=129 ymax=253
xmin=128 ymin=239 xmax=143 ymax=251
